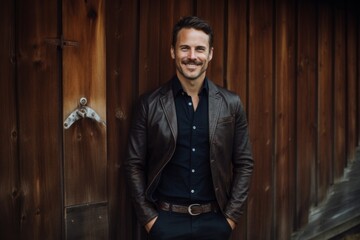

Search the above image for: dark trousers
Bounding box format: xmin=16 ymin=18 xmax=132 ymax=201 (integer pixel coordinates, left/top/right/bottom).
xmin=148 ymin=209 xmax=232 ymax=240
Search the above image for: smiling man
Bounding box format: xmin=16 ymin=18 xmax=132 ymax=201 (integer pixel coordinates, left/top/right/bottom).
xmin=125 ymin=16 xmax=254 ymax=240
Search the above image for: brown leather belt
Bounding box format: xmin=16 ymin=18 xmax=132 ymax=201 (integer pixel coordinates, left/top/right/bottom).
xmin=158 ymin=201 xmax=218 ymax=216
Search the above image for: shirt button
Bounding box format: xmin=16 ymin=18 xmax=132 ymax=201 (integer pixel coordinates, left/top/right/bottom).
xmin=193 ymin=126 xmax=196 ymax=130
xmin=188 ymin=102 xmax=192 ymax=106
xmin=192 ymin=148 xmax=196 ymax=152
xmin=191 ymin=169 xmax=195 ymax=173
xmin=191 ymin=190 xmax=195 ymax=193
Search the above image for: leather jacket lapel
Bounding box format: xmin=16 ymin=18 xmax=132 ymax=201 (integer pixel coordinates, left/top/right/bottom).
xmin=160 ymin=88 xmax=178 ymax=141
xmin=208 ymin=81 xmax=222 ymax=143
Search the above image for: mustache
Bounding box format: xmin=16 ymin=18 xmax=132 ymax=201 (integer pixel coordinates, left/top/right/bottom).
xmin=182 ymin=59 xmax=202 ymax=65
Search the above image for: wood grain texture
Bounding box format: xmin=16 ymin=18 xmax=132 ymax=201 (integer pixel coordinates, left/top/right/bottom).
xmin=227 ymin=0 xmax=248 ymax=108
xmin=65 ymin=202 xmax=108 ymax=239
xmin=346 ymin=3 xmax=358 ymax=163
xmin=247 ymin=0 xmax=274 ymax=239
xmin=105 ymin=0 xmax=139 ymax=239
xmin=296 ymin=0 xmax=318 ymax=229
xmin=15 ymin=0 xmax=62 ymax=239
xmin=274 ymin=0 xmax=296 ymax=238
xmin=62 ymin=0 xmax=106 ymax=120
xmin=317 ymin=1 xmax=334 ymax=203
xmin=333 ymin=1 xmax=347 ymax=182
xmin=358 ymin=17 xmax=360 ymax=147
xmin=138 ymin=0 xmax=161 ymax=95
xmin=62 ymin=0 xmax=107 ymax=207
xmin=0 ymin=0 xmax=20 ymax=238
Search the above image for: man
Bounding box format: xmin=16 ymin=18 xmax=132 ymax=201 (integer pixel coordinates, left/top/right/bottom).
xmin=125 ymin=16 xmax=253 ymax=240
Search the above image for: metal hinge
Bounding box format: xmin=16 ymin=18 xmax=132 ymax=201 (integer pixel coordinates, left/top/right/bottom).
xmin=63 ymin=97 xmax=106 ymax=129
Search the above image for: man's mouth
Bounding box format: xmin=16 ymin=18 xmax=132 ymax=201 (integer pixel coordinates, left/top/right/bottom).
xmin=183 ymin=60 xmax=202 ymax=67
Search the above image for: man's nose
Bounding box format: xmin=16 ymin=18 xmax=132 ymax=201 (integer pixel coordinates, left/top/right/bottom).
xmin=189 ymin=49 xmax=197 ymax=59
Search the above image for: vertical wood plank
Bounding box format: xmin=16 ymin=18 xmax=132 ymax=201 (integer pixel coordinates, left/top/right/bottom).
xmin=227 ymin=0 xmax=248 ymax=107
xmin=333 ymin=1 xmax=347 ymax=181
xmin=247 ymin=0 xmax=274 ymax=239
xmin=196 ymin=0 xmax=225 ymax=86
xmin=15 ymin=0 xmax=62 ymax=239
xmin=346 ymin=2 xmax=358 ymax=163
xmin=317 ymin=1 xmax=334 ymax=202
xmin=138 ymin=0 xmax=161 ymax=95
xmin=358 ymin=13 xmax=360 ymax=147
xmin=105 ymin=0 xmax=139 ymax=239
xmin=296 ymin=0 xmax=318 ymax=228
xmin=274 ymin=0 xmax=296 ymax=238
xmin=62 ymin=0 xmax=107 ymax=206
xmin=227 ymin=0 xmax=249 ymax=239
xmin=0 ymin=0 xmax=20 ymax=238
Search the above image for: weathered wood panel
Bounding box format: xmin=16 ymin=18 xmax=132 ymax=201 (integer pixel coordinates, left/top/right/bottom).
xmin=1 ymin=1 xmax=360 ymax=240
xmin=227 ymin=0 xmax=248 ymax=104
xmin=247 ymin=0 xmax=274 ymax=239
xmin=346 ymin=2 xmax=358 ymax=163
xmin=359 ymin=18 xmax=360 ymax=147
xmin=138 ymin=0 xmax=161 ymax=95
xmin=62 ymin=0 xmax=107 ymax=207
xmin=15 ymin=0 xmax=62 ymax=239
xmin=65 ymin=202 xmax=108 ymax=239
xmin=274 ymin=0 xmax=296 ymax=238
xmin=105 ymin=0 xmax=138 ymax=239
xmin=333 ymin=1 xmax=347 ymax=181
xmin=227 ymin=0 xmax=249 ymax=239
xmin=0 ymin=0 xmax=19 ymax=239
xmin=317 ymin=1 xmax=334 ymax=203
xmin=296 ymin=0 xmax=318 ymax=228
xmin=62 ymin=1 xmax=108 ymax=238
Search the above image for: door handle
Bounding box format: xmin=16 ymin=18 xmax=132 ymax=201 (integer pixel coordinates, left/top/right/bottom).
xmin=63 ymin=97 xmax=106 ymax=129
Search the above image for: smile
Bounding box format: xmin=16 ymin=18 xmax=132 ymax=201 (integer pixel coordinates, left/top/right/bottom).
xmin=183 ymin=62 xmax=202 ymax=66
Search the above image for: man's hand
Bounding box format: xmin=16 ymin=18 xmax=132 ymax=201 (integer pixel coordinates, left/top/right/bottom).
xmin=145 ymin=216 xmax=158 ymax=233
xmin=226 ymin=218 xmax=236 ymax=230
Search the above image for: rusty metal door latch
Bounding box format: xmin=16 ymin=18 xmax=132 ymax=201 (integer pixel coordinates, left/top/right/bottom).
xmin=63 ymin=97 xmax=106 ymax=129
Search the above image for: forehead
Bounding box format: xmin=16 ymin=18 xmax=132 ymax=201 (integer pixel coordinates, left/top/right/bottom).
xmin=176 ymin=28 xmax=210 ymax=47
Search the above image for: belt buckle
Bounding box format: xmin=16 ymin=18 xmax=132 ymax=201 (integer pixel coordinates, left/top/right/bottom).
xmin=188 ymin=203 xmax=201 ymax=216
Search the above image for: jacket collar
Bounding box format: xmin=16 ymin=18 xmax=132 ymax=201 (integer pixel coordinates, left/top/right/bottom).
xmin=159 ymin=76 xmax=222 ymax=143
xmin=207 ymin=80 xmax=222 ymax=144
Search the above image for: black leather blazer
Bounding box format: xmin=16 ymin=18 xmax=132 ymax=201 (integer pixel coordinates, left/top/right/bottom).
xmin=125 ymin=78 xmax=254 ymax=226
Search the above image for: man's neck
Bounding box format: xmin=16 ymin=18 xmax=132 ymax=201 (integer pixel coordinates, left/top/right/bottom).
xmin=177 ymin=75 xmax=205 ymax=97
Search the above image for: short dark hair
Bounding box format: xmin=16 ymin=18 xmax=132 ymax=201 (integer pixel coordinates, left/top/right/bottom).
xmin=172 ymin=16 xmax=214 ymax=48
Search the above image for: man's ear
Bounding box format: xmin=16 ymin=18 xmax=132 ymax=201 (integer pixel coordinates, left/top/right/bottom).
xmin=209 ymin=47 xmax=214 ymax=61
xmin=170 ymin=46 xmax=175 ymax=59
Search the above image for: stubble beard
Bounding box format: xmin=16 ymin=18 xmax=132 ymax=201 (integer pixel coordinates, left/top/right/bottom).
xmin=177 ymin=59 xmax=207 ymax=81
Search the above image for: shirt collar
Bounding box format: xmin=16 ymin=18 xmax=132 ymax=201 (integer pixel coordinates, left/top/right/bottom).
xmin=172 ymin=76 xmax=209 ymax=97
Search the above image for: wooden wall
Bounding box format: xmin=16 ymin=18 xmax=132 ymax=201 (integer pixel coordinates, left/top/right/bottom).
xmin=1 ymin=0 xmax=360 ymax=239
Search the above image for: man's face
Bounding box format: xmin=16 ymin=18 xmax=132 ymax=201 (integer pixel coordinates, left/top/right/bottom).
xmin=171 ymin=28 xmax=213 ymax=82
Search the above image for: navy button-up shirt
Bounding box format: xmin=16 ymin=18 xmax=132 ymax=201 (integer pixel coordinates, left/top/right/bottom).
xmin=156 ymin=76 xmax=216 ymax=204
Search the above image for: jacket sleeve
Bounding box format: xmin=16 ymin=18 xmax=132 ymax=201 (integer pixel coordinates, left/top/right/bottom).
xmin=224 ymin=98 xmax=254 ymax=223
xmin=124 ymin=97 xmax=158 ymax=226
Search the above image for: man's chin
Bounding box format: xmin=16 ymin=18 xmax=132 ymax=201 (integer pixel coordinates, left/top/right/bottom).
xmin=183 ymin=74 xmax=200 ymax=81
